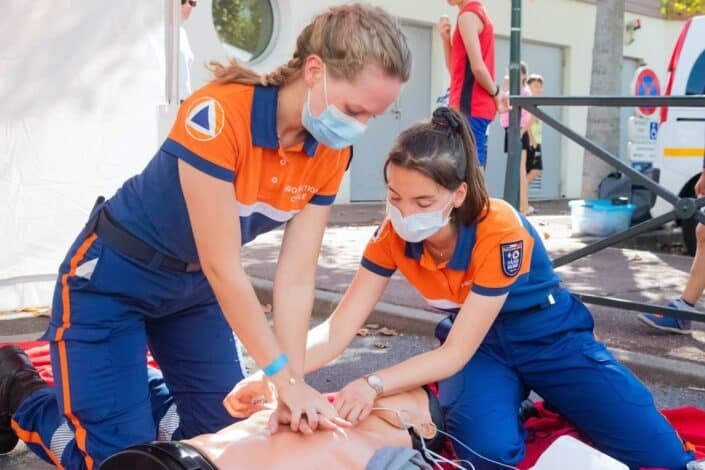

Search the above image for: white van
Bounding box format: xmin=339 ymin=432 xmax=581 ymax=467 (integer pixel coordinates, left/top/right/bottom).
xmin=651 ymin=15 xmax=705 ymax=254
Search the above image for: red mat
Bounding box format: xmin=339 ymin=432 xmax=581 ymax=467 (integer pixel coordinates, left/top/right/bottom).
xmin=4 ymin=341 xmax=705 ymax=468
xmin=519 ymin=401 xmax=705 ymax=469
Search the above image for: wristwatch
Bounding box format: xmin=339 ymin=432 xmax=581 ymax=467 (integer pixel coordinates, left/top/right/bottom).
xmin=364 ymin=374 xmax=384 ymax=395
xmin=492 ymin=84 xmax=501 ymax=97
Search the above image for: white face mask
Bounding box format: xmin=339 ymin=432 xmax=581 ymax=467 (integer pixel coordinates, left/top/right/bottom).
xmin=387 ymin=195 xmax=454 ymax=243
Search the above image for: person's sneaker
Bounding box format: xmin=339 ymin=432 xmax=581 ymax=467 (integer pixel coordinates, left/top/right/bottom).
xmin=687 ymin=458 xmax=705 ymax=469
xmin=0 ymin=345 xmax=49 ymax=454
xmin=638 ymin=299 xmax=693 ymax=334
xmin=518 ymin=399 xmax=539 ymax=424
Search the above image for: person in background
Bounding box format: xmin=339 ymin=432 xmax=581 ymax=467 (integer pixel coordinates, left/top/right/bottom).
xmin=525 ymin=73 xmax=545 ymax=214
xmin=179 ymin=0 xmax=196 ymax=101
xmin=639 ymin=166 xmax=705 ymax=334
xmin=437 ymin=0 xmax=508 ymax=170
xmin=500 ymin=61 xmax=532 ymax=214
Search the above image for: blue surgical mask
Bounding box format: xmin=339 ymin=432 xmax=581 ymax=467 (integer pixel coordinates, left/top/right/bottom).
xmin=301 ymin=65 xmax=367 ymax=149
xmin=387 ymin=195 xmax=454 ymax=243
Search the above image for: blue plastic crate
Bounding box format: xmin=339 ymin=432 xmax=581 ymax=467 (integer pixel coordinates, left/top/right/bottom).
xmin=568 ymin=199 xmax=635 ymax=237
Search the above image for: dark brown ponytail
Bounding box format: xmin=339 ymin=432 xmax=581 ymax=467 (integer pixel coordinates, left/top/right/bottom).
xmin=384 ymin=107 xmax=489 ymax=226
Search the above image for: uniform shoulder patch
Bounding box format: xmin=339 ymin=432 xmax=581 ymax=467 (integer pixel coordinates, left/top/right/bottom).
xmin=500 ymin=240 xmax=523 ymax=277
xmin=185 ymin=97 xmax=225 ymax=141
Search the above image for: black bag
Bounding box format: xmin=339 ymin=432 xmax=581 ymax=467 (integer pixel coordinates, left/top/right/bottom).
xmin=598 ymin=172 xmax=656 ymax=225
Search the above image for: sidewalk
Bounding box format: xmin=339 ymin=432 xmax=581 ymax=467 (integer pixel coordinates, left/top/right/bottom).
xmin=241 ymin=200 xmax=705 ymax=384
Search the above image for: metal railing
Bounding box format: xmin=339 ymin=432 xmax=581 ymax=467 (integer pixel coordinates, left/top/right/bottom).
xmin=507 ymin=94 xmax=705 ymax=323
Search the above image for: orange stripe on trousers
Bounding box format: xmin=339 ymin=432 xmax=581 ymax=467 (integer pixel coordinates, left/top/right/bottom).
xmin=11 ymin=418 xmax=64 ymax=469
xmin=54 ymin=233 xmax=97 ymax=470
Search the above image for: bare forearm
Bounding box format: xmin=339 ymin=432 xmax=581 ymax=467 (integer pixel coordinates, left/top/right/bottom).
xmin=304 ymin=301 xmax=375 ymax=373
xmin=375 ymin=294 xmax=504 ymax=396
xmin=376 ymin=343 xmax=472 ymax=396
xmin=472 ymin=65 xmax=497 ymax=96
xmin=207 ymin=265 xmax=283 ymax=372
xmin=273 ymin=279 xmax=315 ymax=379
xmin=442 ymin=39 xmax=452 ymax=74
xmin=303 ymin=320 xmax=348 ymax=373
xmin=304 ymin=269 xmax=390 ymax=373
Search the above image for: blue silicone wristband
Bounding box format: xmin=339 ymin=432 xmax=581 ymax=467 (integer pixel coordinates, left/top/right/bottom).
xmin=263 ymin=354 xmax=288 ymax=377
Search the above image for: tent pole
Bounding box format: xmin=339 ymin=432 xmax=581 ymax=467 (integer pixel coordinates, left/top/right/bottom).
xmin=165 ymin=0 xmax=180 ymax=105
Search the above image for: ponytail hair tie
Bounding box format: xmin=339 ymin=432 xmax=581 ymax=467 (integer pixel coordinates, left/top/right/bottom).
xmin=431 ymin=106 xmax=463 ymax=132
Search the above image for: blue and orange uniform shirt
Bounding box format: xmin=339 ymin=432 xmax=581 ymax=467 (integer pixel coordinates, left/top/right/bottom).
xmin=105 ymin=83 xmax=351 ymax=262
xmin=361 ymin=199 xmax=559 ymax=314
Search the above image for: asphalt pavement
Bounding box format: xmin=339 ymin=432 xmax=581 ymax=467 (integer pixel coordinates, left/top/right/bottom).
xmin=2 ymin=318 xmax=704 ymax=469
xmin=2 ymin=199 xmax=705 ymax=468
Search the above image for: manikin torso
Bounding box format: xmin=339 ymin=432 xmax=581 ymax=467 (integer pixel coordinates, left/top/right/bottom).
xmin=184 ymin=388 xmax=433 ymax=470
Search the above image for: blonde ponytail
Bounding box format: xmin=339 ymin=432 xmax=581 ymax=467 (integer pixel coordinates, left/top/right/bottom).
xmin=208 ymin=3 xmax=411 ymax=87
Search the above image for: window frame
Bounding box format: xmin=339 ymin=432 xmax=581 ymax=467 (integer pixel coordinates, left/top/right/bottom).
xmin=685 ymin=50 xmax=705 ymax=95
xmin=212 ymin=0 xmax=280 ymax=65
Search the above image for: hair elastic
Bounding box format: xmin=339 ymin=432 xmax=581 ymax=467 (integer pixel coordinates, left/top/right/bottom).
xmin=431 ymin=107 xmax=462 ymax=131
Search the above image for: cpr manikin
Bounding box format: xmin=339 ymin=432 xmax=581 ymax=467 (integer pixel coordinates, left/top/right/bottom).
xmin=101 ymin=386 xmax=444 ymax=470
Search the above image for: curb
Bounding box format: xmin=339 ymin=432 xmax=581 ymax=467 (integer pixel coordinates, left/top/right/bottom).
xmin=609 ymin=347 xmax=705 ymax=387
xmin=250 ymin=277 xmax=705 ymax=385
xmin=250 ymin=277 xmax=443 ymax=336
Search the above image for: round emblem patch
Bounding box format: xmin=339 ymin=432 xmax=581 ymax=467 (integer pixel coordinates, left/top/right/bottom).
xmin=185 ymin=97 xmax=225 ymax=141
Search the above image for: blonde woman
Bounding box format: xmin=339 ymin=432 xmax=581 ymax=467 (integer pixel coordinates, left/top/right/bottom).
xmin=0 ymin=4 xmax=410 ymax=469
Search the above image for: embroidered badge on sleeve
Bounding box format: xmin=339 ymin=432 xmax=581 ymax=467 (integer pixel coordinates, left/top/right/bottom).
xmin=185 ymin=97 xmax=225 ymax=141
xmin=500 ymin=240 xmax=523 ymax=277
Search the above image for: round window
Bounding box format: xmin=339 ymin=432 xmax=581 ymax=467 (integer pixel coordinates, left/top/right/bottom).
xmin=212 ymin=0 xmax=276 ymax=63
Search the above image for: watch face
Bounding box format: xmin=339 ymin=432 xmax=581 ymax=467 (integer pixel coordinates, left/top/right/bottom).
xmin=367 ymin=375 xmax=383 ymax=393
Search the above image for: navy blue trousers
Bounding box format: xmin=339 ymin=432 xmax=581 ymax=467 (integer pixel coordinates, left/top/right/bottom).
xmin=437 ymin=289 xmax=694 ymax=470
xmin=12 ymin=232 xmax=245 ymax=469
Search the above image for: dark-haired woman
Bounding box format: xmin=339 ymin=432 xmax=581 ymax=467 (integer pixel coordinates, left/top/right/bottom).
xmin=230 ymin=107 xmax=697 ymax=470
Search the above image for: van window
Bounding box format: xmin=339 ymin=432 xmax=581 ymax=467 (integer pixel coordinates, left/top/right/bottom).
xmin=686 ymin=51 xmax=705 ymax=95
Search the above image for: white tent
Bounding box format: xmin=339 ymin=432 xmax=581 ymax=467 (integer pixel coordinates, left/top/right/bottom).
xmin=0 ymin=1 xmax=177 ymax=310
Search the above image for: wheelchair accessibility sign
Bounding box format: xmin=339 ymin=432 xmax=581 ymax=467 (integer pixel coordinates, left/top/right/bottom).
xmin=649 ymin=122 xmax=658 ymax=140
